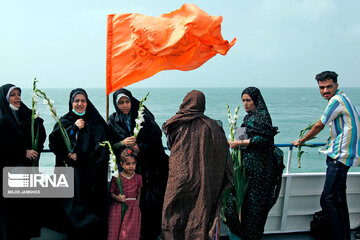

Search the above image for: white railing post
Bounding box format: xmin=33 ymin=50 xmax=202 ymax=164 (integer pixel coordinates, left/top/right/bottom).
xmin=286 ymin=146 xmax=293 ymax=174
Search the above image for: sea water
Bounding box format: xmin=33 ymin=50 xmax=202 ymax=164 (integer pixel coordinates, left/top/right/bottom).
xmin=20 ymin=87 xmax=360 ymax=173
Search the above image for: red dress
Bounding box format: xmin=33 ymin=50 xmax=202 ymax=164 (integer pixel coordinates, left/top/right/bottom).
xmin=108 ymin=173 xmax=142 ymax=240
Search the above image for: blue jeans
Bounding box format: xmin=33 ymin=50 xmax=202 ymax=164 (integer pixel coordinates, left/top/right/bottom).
xmin=320 ymin=156 xmax=350 ymax=240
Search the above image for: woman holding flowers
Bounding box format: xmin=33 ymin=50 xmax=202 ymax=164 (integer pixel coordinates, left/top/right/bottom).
xmin=49 ymin=88 xmax=109 ymax=240
xmin=161 ymin=90 xmax=233 ymax=240
xmin=225 ymin=87 xmax=283 ymax=240
xmin=108 ymin=88 xmax=168 ymax=240
xmin=0 ymin=84 xmax=46 ymax=239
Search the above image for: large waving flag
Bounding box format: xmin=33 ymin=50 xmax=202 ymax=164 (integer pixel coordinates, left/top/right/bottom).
xmin=106 ymin=3 xmax=236 ymax=95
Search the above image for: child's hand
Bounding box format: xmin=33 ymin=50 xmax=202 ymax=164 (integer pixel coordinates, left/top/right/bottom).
xmin=118 ymin=194 xmax=126 ymax=203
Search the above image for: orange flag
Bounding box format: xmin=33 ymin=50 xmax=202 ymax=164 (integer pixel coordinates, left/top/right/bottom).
xmin=106 ymin=3 xmax=236 ymax=95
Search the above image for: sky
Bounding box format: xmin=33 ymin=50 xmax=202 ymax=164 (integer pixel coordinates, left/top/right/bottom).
xmin=1 ymin=0 xmax=360 ymax=89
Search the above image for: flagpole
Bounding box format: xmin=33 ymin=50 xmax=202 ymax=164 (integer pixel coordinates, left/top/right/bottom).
xmin=106 ymin=95 xmax=109 ymax=123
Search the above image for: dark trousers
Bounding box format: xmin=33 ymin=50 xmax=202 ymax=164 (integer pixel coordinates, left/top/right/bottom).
xmin=320 ymin=156 xmax=350 ymax=240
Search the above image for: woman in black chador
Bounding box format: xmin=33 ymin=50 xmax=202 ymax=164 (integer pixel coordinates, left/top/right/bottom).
xmin=0 ymin=84 xmax=46 ymax=240
xmin=49 ymin=88 xmax=109 ymax=240
xmin=225 ymin=87 xmax=283 ymax=240
xmin=108 ymin=88 xmax=169 ymax=240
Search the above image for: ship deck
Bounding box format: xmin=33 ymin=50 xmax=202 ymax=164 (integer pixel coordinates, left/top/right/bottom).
xmin=31 ymin=227 xmax=360 ymax=240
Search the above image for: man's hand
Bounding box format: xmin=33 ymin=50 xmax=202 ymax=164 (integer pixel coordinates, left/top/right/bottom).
xmin=292 ymin=120 xmax=325 ymax=147
xmin=291 ymin=139 xmax=302 ymax=147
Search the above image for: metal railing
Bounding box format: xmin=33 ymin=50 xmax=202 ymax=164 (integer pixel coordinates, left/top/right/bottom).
xmin=41 ymin=143 xmax=327 ymax=174
xmin=275 ymin=143 xmax=326 ymax=174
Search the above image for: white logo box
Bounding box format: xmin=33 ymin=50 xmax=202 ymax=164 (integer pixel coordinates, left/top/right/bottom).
xmin=3 ymin=167 xmax=74 ymax=198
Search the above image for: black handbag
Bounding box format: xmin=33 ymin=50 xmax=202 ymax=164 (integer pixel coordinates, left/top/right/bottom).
xmin=310 ymin=210 xmax=330 ymax=240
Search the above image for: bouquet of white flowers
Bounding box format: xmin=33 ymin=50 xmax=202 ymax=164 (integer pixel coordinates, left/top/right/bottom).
xmin=33 ymin=80 xmax=72 ymax=153
xmin=99 ymin=141 xmax=118 ymax=179
xmin=133 ymin=91 xmax=150 ymax=138
xmin=31 ymin=78 xmax=40 ymax=151
xmin=222 ymin=103 xmax=248 ymax=222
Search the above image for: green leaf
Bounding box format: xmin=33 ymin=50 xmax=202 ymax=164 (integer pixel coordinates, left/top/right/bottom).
xmin=297 ymin=119 xmax=319 ymax=168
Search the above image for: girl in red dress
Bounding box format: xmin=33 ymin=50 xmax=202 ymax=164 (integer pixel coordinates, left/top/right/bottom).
xmin=108 ymin=148 xmax=142 ymax=240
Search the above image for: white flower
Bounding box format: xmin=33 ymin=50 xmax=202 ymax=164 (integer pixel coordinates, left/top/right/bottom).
xmin=134 ymin=128 xmax=139 ymax=136
xmin=228 ymin=134 xmax=232 ymax=139
xmin=32 ymin=91 xmax=38 ymax=99
xmin=231 ymin=120 xmax=236 ymax=124
xmin=234 ymin=114 xmax=239 ymax=119
xmin=110 ymin=160 xmax=116 ymax=170
xmin=112 ymin=169 xmax=119 ymax=178
xmin=137 ymin=111 xmax=144 ymax=121
xmin=232 ymin=130 xmax=235 ymax=135
xmin=133 ymin=92 xmax=150 ymax=138
xmin=50 ymin=112 xmax=59 ymax=122
xmin=34 ymin=110 xmax=40 ymax=119
xmin=43 ymin=99 xmax=48 ymax=105
xmin=50 ymin=99 xmax=55 ymax=105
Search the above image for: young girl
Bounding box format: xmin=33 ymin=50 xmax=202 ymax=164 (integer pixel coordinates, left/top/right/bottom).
xmin=108 ymin=148 xmax=142 ymax=240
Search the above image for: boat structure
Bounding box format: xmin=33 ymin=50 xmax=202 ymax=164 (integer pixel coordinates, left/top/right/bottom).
xmin=264 ymin=143 xmax=360 ymax=234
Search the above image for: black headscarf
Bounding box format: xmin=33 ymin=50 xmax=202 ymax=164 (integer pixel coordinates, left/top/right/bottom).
xmin=0 ymin=84 xmax=26 ymax=127
xmin=50 ymin=88 xmax=108 ymax=165
xmin=109 ymin=88 xmax=160 ymax=153
xmin=0 ymin=84 xmax=21 ymax=117
xmin=241 ymin=87 xmax=278 ymax=137
xmin=68 ymin=88 xmax=105 ymax=124
xmin=112 ymin=88 xmax=155 ymax=130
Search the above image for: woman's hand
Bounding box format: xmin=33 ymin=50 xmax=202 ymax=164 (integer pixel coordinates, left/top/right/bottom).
xmin=26 ymin=150 xmax=39 ymax=160
xmin=228 ymin=139 xmax=250 ymax=149
xmin=123 ymin=136 xmax=136 ymax=147
xmin=68 ymin=153 xmax=77 ymax=161
xmin=228 ymin=140 xmax=241 ymax=149
xmin=74 ymin=119 xmax=85 ymax=129
xmin=132 ymin=144 xmax=140 ymax=153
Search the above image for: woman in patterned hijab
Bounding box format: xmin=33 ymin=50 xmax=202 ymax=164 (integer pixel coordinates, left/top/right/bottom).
xmin=225 ymin=87 xmax=283 ymax=240
xmin=162 ymin=90 xmax=233 ymax=239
